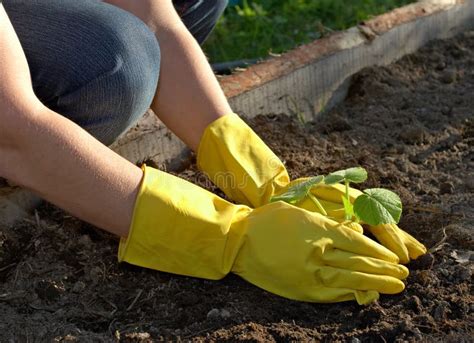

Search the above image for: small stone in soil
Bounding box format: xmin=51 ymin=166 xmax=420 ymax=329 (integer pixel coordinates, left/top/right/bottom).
xmin=123 ymin=332 xmax=151 ymax=340
xmin=320 ymin=115 xmax=352 ymax=132
xmin=207 ymin=308 xmax=219 ymax=320
xmin=415 ymin=313 xmax=435 ymax=327
xmin=408 ymin=295 xmax=423 ymax=314
xmin=399 ymin=317 xmax=414 ymax=332
xmin=433 ymin=301 xmax=451 ymax=321
xmin=399 ymin=126 xmax=427 ymax=144
xmin=72 ymin=281 xmax=86 ymax=293
xmin=438 ymin=268 xmax=450 ymax=277
xmin=414 ymin=270 xmax=437 ymax=286
xmin=207 ymin=308 xmax=231 ymax=321
xmin=441 ymin=106 xmax=453 ymax=116
xmin=435 ymin=62 xmax=447 ymax=71
xmin=221 ymin=309 xmax=231 ymax=319
xmin=439 ymin=181 xmax=455 ymax=194
xmin=78 ymin=235 xmax=92 ymax=246
xmin=89 ymin=266 xmax=103 ymax=283
xmin=35 ymin=280 xmax=63 ymax=301
xmin=464 ymin=175 xmax=474 ymax=191
xmin=58 ymin=334 xmax=78 ymax=342
xmin=439 ymin=69 xmax=457 ymax=84
xmin=410 ymin=253 xmax=435 ymax=270
xmin=452 ymin=265 xmax=472 ymax=282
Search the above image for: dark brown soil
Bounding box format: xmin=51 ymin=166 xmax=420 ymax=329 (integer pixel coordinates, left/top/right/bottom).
xmin=1 ymin=32 xmax=473 ymax=342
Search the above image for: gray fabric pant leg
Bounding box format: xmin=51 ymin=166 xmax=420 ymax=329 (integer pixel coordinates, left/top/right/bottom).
xmin=174 ymin=0 xmax=228 ymax=44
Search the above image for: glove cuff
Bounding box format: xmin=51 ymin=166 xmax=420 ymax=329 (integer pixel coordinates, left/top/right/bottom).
xmin=197 ymin=113 xmax=289 ymax=207
xmin=118 ymin=165 xmax=250 ymax=279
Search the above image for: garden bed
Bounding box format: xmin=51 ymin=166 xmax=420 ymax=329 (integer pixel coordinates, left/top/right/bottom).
xmin=0 ymin=32 xmax=473 ymax=342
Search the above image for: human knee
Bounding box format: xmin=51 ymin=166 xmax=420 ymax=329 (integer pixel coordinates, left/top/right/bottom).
xmin=100 ymin=17 xmax=161 ymax=143
xmin=54 ymin=8 xmax=161 ymax=145
xmin=110 ymin=12 xmax=161 ymax=105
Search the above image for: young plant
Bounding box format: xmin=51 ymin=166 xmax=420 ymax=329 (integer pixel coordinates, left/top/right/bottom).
xmin=271 ymin=167 xmax=403 ymax=226
xmin=324 ymin=167 xmax=368 ymax=221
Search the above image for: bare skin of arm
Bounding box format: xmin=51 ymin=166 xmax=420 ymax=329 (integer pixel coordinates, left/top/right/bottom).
xmin=103 ymin=0 xmax=232 ymax=150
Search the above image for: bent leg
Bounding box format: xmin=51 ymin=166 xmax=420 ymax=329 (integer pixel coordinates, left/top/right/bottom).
xmin=4 ymin=0 xmax=161 ymax=145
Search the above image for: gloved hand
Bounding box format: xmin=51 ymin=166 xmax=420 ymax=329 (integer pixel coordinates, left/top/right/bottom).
xmin=197 ymin=114 xmax=426 ymax=263
xmin=308 ymin=183 xmax=427 ymax=264
xmin=119 ymin=166 xmax=409 ymax=304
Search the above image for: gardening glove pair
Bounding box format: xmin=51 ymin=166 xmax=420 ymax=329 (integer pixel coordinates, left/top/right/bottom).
xmin=119 ymin=165 xmax=409 ymax=304
xmin=197 ymin=113 xmax=426 ymax=264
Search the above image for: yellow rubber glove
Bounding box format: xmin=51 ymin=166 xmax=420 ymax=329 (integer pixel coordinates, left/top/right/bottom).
xmin=197 ymin=113 xmax=289 ymax=207
xmin=119 ymin=166 xmax=409 ymax=305
xmin=197 ymin=114 xmax=426 ymax=264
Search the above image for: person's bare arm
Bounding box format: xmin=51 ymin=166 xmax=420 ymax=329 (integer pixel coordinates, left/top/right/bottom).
xmin=0 ymin=5 xmax=142 ymax=237
xmin=103 ymin=0 xmax=232 ymax=151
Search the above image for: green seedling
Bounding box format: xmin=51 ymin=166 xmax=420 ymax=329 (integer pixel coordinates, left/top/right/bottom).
xmin=324 ymin=167 xmax=368 ymax=221
xmin=271 ymin=167 xmax=402 ymax=226
xmin=270 ymin=176 xmax=328 ymax=215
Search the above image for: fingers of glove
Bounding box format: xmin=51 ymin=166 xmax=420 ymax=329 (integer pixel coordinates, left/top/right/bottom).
xmin=369 ymin=224 xmax=411 ymax=264
xmin=312 ymin=183 xmax=362 ymax=203
xmin=354 ymin=289 xmax=380 ymax=305
xmin=237 ymin=270 xmax=379 ymax=305
xmin=329 ymin=220 xmax=364 ymax=234
xmin=326 ymin=220 xmax=400 ymax=263
xmin=400 ymin=229 xmax=428 ymax=260
xmin=315 ymin=266 xmax=406 ymax=294
xmin=304 ymin=287 xmax=379 ymax=305
xmin=344 ymin=221 xmax=364 ymax=234
xmin=322 ymin=249 xmax=409 ymax=279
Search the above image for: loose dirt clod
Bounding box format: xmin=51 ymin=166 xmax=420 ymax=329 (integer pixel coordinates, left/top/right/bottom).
xmin=0 ymin=32 xmax=473 ymax=341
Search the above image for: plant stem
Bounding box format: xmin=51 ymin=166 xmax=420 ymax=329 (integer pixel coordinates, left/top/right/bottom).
xmin=344 ymin=180 xmax=351 ymax=220
xmin=308 ymin=193 xmax=328 ymax=216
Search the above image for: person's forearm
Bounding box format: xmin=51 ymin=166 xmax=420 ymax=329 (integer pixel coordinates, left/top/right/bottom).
xmin=1 ymin=101 xmax=143 ymax=237
xmin=103 ymin=0 xmax=232 ymax=151
xmin=151 ymin=23 xmax=232 ymax=150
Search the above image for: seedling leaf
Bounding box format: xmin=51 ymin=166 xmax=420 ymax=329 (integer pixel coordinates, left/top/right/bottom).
xmin=270 ymin=176 xmax=324 ymax=204
xmin=344 ymin=167 xmax=368 ymax=183
xmin=324 ymin=167 xmax=368 ymax=185
xmin=324 ymin=174 xmax=345 ymax=185
xmin=353 ymin=188 xmax=402 ymax=226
